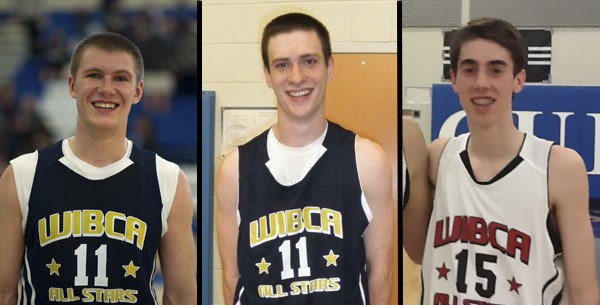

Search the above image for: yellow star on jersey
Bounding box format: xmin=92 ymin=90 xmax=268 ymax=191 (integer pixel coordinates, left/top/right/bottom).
xmin=323 ymin=250 xmax=339 ymax=267
xmin=255 ymin=257 xmax=271 ymax=275
xmin=122 ymin=260 xmax=140 ymax=278
xmin=46 ymin=258 xmax=61 ymax=276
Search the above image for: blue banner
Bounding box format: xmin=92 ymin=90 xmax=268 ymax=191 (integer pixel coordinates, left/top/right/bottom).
xmin=432 ymin=84 xmax=600 ymax=199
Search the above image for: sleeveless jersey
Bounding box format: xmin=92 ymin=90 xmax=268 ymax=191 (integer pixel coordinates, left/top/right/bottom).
xmin=234 ymin=121 xmax=372 ymax=305
xmin=421 ymin=133 xmax=567 ymax=305
xmin=12 ymin=138 xmax=179 ymax=304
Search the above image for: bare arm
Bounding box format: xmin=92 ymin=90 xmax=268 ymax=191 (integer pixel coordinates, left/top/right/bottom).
xmin=216 ymin=151 xmax=240 ymax=305
xmin=549 ymin=146 xmax=600 ymax=305
xmin=0 ymin=165 xmax=24 ymax=305
xmin=427 ymin=137 xmax=449 ymax=188
xmin=357 ymin=136 xmax=393 ymax=305
xmin=159 ymin=170 xmax=197 ymax=305
xmin=401 ymin=117 xmax=431 ymax=264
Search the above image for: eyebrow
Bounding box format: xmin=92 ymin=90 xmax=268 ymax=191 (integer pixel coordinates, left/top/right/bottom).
xmin=271 ymin=53 xmax=321 ymax=64
xmin=82 ymin=68 xmax=134 ymax=77
xmin=459 ymin=59 xmax=508 ymax=66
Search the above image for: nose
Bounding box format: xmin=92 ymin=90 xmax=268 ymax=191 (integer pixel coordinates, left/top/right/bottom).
xmin=474 ymin=71 xmax=490 ymax=91
xmin=98 ymin=77 xmax=116 ymax=95
xmin=288 ymin=63 xmax=305 ymax=84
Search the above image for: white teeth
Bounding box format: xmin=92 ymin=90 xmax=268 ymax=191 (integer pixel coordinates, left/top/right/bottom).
xmin=94 ymin=102 xmax=116 ymax=109
xmin=472 ymin=98 xmax=493 ymax=106
xmin=289 ymin=90 xmax=311 ymax=97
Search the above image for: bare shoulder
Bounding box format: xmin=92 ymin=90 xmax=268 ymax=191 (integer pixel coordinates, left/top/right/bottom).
xmin=402 ymin=116 xmax=423 ymax=142
xmin=0 ymin=164 xmax=18 ymax=207
xmin=217 ymin=150 xmax=239 ymax=183
xmin=428 ymin=137 xmax=450 ymax=185
xmin=215 ymin=149 xmax=239 ymax=210
xmin=356 ymin=135 xmax=390 ymax=174
xmin=549 ymin=145 xmax=586 ymax=171
xmin=548 ymin=145 xmax=588 ymax=208
xmin=402 ymin=117 xmax=427 ymax=173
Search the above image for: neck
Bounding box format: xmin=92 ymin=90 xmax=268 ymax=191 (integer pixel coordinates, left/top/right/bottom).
xmin=467 ymin=121 xmax=523 ymax=160
xmin=273 ymin=116 xmax=327 ymax=148
xmin=70 ymin=126 xmax=128 ymax=167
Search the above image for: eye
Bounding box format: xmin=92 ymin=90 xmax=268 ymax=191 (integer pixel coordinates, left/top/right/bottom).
xmin=115 ymin=76 xmax=129 ymax=82
xmin=462 ymin=67 xmax=475 ymax=74
xmin=305 ymin=58 xmax=317 ymax=65
xmin=275 ymin=62 xmax=289 ymax=69
xmin=86 ymin=73 xmax=100 ymax=78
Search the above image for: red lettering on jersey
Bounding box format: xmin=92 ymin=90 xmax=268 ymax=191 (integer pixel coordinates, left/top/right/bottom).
xmin=433 ymin=293 xmax=504 ymax=305
xmin=507 ymin=228 xmax=531 ymax=264
xmin=433 ymin=215 xmax=531 ymax=264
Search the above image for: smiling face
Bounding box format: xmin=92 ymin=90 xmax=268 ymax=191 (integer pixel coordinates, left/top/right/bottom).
xmin=68 ymin=46 xmax=143 ymax=134
xmin=263 ymin=30 xmax=333 ymax=123
xmin=450 ymin=38 xmax=525 ymax=129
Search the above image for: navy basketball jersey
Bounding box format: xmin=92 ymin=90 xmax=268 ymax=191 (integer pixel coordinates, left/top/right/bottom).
xmin=234 ymin=121 xmax=372 ymax=305
xmin=11 ymin=138 xmax=179 ymax=304
xmin=421 ymin=133 xmax=567 ymax=304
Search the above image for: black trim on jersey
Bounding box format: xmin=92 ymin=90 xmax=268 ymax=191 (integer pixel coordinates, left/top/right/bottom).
xmin=460 ymin=151 xmax=523 ymax=185
xmin=546 ymin=213 xmax=563 ymax=255
xmin=460 ymin=134 xmax=526 ymax=185
xmin=545 ymin=143 xmax=564 ymax=256
xmin=419 ymin=270 xmax=425 ymax=305
xmin=403 ymin=169 xmax=410 ymax=210
xmin=542 ymin=266 xmax=563 ymax=305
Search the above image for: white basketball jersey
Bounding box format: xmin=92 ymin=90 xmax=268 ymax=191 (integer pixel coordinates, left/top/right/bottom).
xmin=421 ymin=133 xmax=568 ymax=305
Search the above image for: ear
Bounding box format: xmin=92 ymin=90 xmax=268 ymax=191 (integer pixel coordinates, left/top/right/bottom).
xmin=326 ymin=56 xmax=334 ymax=81
xmin=449 ymin=69 xmax=458 ymax=93
xmin=68 ymin=75 xmax=77 ymax=99
xmin=133 ymin=80 xmax=144 ymax=104
xmin=263 ymin=65 xmax=274 ymax=89
xmin=513 ymin=69 xmax=526 ymax=94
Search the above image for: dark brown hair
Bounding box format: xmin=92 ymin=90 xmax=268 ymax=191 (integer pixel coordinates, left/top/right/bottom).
xmin=450 ymin=17 xmax=526 ymax=77
xmin=261 ymin=13 xmax=331 ymax=72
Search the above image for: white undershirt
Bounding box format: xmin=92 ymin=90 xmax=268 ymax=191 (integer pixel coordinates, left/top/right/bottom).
xmin=265 ymin=123 xmax=328 ymax=186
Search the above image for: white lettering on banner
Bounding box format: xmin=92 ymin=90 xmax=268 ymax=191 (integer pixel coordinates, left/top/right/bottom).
xmin=588 ymin=113 xmax=600 ymax=175
xmin=438 ymin=110 xmax=599 ymax=175
xmin=438 ymin=110 xmax=466 ymax=138
xmin=553 ymin=112 xmax=574 ymax=147
xmin=513 ymin=111 xmax=543 ymax=136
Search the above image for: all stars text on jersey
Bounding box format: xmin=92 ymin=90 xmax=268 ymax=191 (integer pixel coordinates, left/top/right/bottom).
xmin=433 ymin=215 xmax=531 ymax=264
xmin=38 ymin=210 xmax=147 ymax=250
xmin=249 ymin=206 xmax=343 ymax=247
xmin=258 ymin=277 xmax=341 ymax=298
xmin=49 ymin=287 xmax=138 ymax=303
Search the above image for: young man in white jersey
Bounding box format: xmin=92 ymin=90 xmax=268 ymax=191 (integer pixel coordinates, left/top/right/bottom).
xmin=216 ymin=12 xmax=393 ymax=305
xmin=423 ymin=18 xmax=599 ymax=304
xmin=402 ymin=116 xmax=430 ymax=264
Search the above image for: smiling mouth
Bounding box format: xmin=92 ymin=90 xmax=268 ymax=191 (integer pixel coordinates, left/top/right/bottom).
xmin=287 ymin=89 xmax=313 ymax=98
xmin=472 ymin=98 xmax=495 ymax=106
xmin=93 ymin=102 xmax=117 ymax=109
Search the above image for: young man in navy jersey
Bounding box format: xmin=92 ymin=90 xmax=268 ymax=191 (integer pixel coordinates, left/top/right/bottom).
xmin=216 ymin=12 xmax=393 ymax=305
xmin=0 ymin=33 xmax=196 ymax=304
